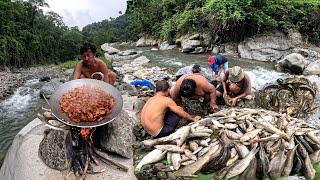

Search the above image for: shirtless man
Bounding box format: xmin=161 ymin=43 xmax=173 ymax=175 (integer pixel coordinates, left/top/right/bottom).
xmin=170 ymin=73 xmax=219 ymax=115
xmin=216 ymin=66 xmax=251 ymax=106
xmin=141 ymin=80 xmax=200 ymax=138
xmin=72 ymin=43 xmax=116 ymax=85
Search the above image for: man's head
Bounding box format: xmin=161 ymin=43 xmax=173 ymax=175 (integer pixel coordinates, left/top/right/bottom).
xmin=192 ymin=64 xmax=201 ymax=73
xmin=229 ymin=66 xmax=245 ymax=83
xmin=156 ymin=80 xmax=170 ymax=96
xmin=180 ymin=79 xmax=196 ymax=98
xmin=80 ymin=43 xmax=97 ymax=64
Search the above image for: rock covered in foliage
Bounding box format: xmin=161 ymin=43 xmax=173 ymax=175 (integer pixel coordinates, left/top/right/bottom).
xmin=303 ymin=60 xmax=320 ymax=75
xmin=238 ymin=31 xmax=301 ymax=61
xmin=276 ymin=53 xmax=310 ymax=74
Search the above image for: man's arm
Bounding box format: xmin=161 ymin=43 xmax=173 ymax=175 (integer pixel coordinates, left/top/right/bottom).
xmin=202 ymin=80 xmax=219 ymax=110
xmin=99 ymin=60 xmax=111 ymax=83
xmin=221 ymin=72 xmax=228 ymax=98
xmin=235 ymin=75 xmax=252 ymax=99
xmin=170 ymin=82 xmax=181 ymax=104
xmin=72 ymin=62 xmax=82 ymax=80
xmin=167 ymin=99 xmax=199 ymax=121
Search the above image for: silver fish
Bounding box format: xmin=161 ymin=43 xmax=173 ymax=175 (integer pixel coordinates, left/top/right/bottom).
xmin=225 ymin=147 xmax=259 ymax=179
xmin=189 ymin=141 xmax=199 ymax=152
xmin=176 ymin=126 xmax=191 ymax=146
xmin=235 ymin=143 xmax=250 ymax=159
xmin=172 ymin=153 xmax=182 ymax=170
xmin=184 ymin=149 xmax=197 ymax=161
xmin=155 ymin=145 xmax=184 ymax=153
xmin=135 ymin=149 xmax=166 ymax=171
xmin=240 ymin=129 xmax=262 ymax=142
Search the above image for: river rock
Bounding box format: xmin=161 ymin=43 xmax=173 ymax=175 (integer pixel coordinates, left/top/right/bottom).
xmin=40 ymin=78 xmax=63 ymax=99
xmin=101 ymin=43 xmax=120 ymax=55
xmin=159 ymin=41 xmax=176 ymax=50
xmin=38 ymin=129 xmax=71 ymax=170
xmin=97 ymin=110 xmax=134 ymax=158
xmin=118 ymin=50 xmax=138 ymax=56
xmin=189 ymin=33 xmax=201 ymax=40
xmin=131 ymin=56 xmax=150 ymax=66
xmin=201 ymin=33 xmax=212 ymax=47
xmin=136 ymin=37 xmax=159 ymax=47
xmin=151 ymin=47 xmax=159 ymax=51
xmin=303 ymin=60 xmax=320 ymax=75
xmin=293 ymin=48 xmax=320 ymax=62
xmin=191 ymin=47 xmax=206 ymax=54
xmin=181 ymin=39 xmax=201 ymax=53
xmin=276 ymin=53 xmax=310 ymax=74
xmin=238 ymin=31 xmax=297 ymax=61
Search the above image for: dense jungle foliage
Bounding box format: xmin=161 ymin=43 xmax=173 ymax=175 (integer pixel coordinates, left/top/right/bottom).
xmin=1 ymin=0 xmax=319 ymax=68
xmin=0 ymin=0 xmax=134 ymax=68
xmin=126 ymin=0 xmax=320 ymax=44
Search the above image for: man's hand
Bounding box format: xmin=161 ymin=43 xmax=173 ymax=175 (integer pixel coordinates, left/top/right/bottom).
xmin=231 ymin=97 xmax=238 ymax=107
xmin=211 ymin=103 xmax=220 ymax=111
xmin=192 ymin=115 xmax=201 ymax=121
xmin=223 ymin=91 xmax=227 ymax=99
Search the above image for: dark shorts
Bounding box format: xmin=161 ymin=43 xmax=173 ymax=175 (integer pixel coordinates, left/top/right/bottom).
xmin=154 ymin=110 xmax=181 ymax=138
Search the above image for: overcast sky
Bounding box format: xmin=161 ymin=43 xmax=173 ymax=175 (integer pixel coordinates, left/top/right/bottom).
xmin=42 ymin=0 xmax=127 ymax=29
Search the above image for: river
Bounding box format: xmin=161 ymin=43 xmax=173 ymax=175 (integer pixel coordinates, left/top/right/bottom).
xmin=0 ymin=47 xmax=319 ymax=166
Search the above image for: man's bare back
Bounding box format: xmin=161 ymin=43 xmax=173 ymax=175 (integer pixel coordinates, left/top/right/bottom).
xmin=141 ymin=95 xmax=172 ymax=136
xmin=140 ymin=80 xmax=200 ymax=138
xmin=170 ymin=73 xmax=219 ymax=110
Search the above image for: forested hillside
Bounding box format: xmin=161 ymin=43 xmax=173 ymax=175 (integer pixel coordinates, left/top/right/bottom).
xmin=1 ymin=0 xmax=319 ymax=68
xmin=0 ymin=0 xmax=134 ymax=68
xmin=126 ymin=0 xmax=320 ymax=44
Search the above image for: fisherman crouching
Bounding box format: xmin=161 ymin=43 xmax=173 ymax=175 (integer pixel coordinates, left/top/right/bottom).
xmin=140 ymin=80 xmax=200 ymax=138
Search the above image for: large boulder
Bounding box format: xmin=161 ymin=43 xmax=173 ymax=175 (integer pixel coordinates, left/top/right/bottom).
xmin=136 ymin=37 xmax=159 ymax=47
xmin=238 ymin=31 xmax=299 ymax=61
xmin=97 ymin=110 xmax=134 ymax=158
xmin=293 ymin=48 xmax=320 ymax=62
xmin=38 ymin=129 xmax=71 ymax=170
xmin=159 ymin=41 xmax=176 ymax=50
xmin=181 ymin=39 xmax=201 ymax=53
xmin=101 ymin=43 xmax=120 ymax=55
xmin=303 ymin=60 xmax=320 ymax=75
xmin=40 ymin=78 xmax=63 ymax=99
xmin=131 ymin=56 xmax=150 ymax=66
xmin=276 ymin=53 xmax=310 ymax=74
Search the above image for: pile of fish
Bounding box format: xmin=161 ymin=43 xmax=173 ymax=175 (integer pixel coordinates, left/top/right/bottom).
xmin=135 ymin=108 xmax=320 ymax=179
xmin=255 ymin=76 xmax=318 ymax=118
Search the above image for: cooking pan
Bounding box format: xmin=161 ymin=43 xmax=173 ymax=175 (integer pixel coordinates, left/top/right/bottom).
xmin=48 ymin=79 xmax=123 ymax=128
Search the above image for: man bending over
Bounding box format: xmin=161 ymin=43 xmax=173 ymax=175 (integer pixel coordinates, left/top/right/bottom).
xmin=141 ymin=80 xmax=200 ymax=138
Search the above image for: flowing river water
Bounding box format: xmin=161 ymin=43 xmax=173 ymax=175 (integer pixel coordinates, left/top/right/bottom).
xmin=0 ymin=47 xmax=319 ymax=166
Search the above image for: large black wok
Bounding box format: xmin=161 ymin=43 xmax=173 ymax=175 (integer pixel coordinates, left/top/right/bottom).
xmin=49 ymin=79 xmax=123 ymax=128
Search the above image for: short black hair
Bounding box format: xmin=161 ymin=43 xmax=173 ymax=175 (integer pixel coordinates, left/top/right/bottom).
xmin=80 ymin=43 xmax=97 ymax=54
xmin=156 ymin=80 xmax=170 ymax=92
xmin=192 ymin=64 xmax=201 ymax=73
xmin=179 ymin=79 xmax=196 ymax=97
